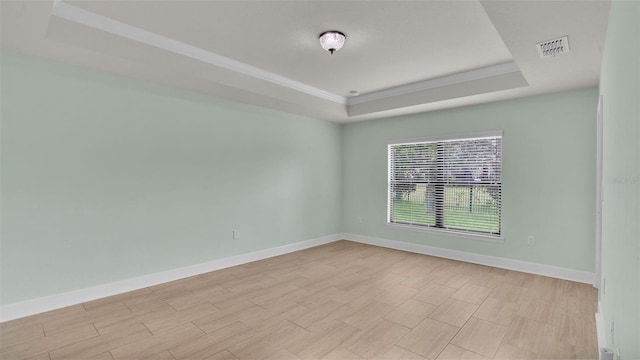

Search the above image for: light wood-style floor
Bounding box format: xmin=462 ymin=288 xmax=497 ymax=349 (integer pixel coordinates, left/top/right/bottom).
xmin=0 ymin=241 xmax=598 ymax=360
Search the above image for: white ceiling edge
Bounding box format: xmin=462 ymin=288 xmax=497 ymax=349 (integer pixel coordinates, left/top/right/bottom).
xmin=50 ymin=0 xmax=526 ymax=115
xmin=51 ymin=0 xmax=347 ymax=105
xmin=347 ymin=70 xmax=528 ymax=116
xmin=347 ymin=62 xmax=520 ymax=105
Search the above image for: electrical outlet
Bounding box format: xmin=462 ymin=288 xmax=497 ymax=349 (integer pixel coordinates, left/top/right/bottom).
xmin=527 ymin=235 xmax=536 ymax=246
xmin=602 ymin=277 xmax=606 ymax=294
xmin=611 ymin=320 xmax=615 ymax=344
xmin=233 ymin=230 xmax=240 ymax=240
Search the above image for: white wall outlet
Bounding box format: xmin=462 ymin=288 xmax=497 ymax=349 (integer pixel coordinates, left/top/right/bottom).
xmin=527 ymin=235 xmax=536 ymax=246
xmin=233 ymin=230 xmax=240 ymax=240
xmin=611 ymin=320 xmax=615 ymax=344
xmin=602 ymin=277 xmax=606 ymax=295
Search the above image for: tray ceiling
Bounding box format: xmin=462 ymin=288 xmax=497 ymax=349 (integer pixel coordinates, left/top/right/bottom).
xmin=0 ymin=0 xmax=610 ymax=123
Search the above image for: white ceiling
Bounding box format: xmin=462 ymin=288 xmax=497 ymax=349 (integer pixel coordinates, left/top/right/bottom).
xmin=0 ymin=0 xmax=610 ymax=123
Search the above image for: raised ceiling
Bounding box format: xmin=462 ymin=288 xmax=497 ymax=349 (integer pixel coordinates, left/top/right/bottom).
xmin=0 ymin=0 xmax=610 ymax=123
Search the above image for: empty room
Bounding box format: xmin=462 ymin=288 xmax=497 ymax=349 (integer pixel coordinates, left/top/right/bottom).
xmin=1 ymin=1 xmax=638 ymax=359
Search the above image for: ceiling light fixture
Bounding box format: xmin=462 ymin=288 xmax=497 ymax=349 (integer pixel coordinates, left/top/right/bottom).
xmin=319 ymin=31 xmax=346 ymax=55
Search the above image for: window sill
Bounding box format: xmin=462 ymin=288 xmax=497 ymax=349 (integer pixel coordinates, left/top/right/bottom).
xmin=385 ymin=223 xmax=505 ymax=243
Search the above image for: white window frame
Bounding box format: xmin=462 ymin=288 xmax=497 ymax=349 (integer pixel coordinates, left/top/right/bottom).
xmin=387 ymin=130 xmax=503 ymax=242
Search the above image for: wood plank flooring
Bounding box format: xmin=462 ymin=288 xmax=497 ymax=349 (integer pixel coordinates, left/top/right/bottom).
xmin=0 ymin=241 xmax=598 ymax=360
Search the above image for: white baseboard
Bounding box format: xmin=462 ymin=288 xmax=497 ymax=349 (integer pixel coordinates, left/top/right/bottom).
xmin=595 ymin=301 xmax=606 ymax=355
xmin=0 ymin=233 xmax=342 ymax=322
xmin=341 ymin=233 xmax=596 ymax=285
xmin=1 ymin=232 xmax=597 ymax=322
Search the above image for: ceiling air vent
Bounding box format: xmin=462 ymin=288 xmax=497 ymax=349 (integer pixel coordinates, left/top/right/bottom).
xmin=536 ymin=36 xmax=570 ymax=58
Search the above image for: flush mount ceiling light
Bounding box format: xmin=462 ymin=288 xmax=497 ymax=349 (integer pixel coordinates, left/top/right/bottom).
xmin=319 ymin=31 xmax=346 ymax=54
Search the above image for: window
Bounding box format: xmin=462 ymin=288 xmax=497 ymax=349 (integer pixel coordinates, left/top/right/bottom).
xmin=388 ymin=131 xmax=502 ymax=238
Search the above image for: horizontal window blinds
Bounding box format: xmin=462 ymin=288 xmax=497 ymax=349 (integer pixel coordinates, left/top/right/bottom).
xmin=388 ymin=135 xmax=502 ymax=236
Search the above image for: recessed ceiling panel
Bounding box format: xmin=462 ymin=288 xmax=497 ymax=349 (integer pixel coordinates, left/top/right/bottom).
xmin=1 ymin=0 xmax=610 ymax=123
xmin=66 ymin=0 xmax=514 ymax=97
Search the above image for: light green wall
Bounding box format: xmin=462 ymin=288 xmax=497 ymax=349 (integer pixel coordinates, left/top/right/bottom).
xmin=0 ymin=49 xmax=602 ymax=308
xmin=599 ymin=0 xmax=640 ymax=358
xmin=343 ymin=88 xmax=598 ymax=272
xmin=0 ymin=51 xmax=343 ymax=305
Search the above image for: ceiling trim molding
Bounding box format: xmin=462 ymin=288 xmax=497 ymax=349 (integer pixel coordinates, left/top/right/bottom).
xmin=50 ymin=0 xmax=348 ymax=105
xmin=347 ymin=62 xmax=521 ymax=106
xmin=49 ymin=0 xmax=526 ymax=115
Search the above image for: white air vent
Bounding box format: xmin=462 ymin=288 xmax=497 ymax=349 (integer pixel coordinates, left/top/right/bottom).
xmin=536 ymin=36 xmax=570 ymax=58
